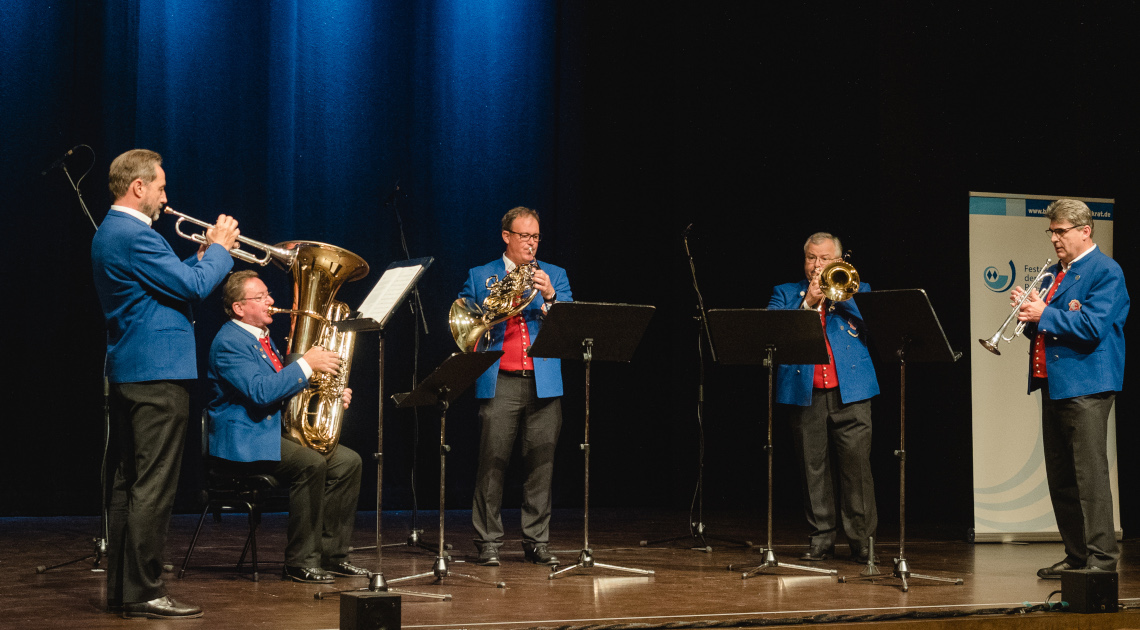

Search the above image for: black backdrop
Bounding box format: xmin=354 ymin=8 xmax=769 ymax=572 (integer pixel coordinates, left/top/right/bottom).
xmin=4 ymin=3 xmax=1138 ymax=541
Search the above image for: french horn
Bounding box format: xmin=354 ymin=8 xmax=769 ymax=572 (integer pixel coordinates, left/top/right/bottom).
xmin=449 ymin=260 xmax=539 ymax=352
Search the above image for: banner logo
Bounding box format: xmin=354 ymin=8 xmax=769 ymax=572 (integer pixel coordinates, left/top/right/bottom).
xmin=983 ymin=261 xmax=1016 ymax=292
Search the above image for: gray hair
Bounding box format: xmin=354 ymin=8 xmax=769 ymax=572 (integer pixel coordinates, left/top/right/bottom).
xmin=1044 ymin=199 xmax=1094 ymax=236
xmin=109 ymin=149 xmax=162 ymax=200
xmin=222 ymin=270 xmax=261 ymax=319
xmin=803 ymin=232 xmax=843 ymax=256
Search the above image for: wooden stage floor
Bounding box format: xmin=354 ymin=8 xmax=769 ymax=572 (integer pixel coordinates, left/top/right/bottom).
xmin=6 ymin=509 xmax=1139 ymax=629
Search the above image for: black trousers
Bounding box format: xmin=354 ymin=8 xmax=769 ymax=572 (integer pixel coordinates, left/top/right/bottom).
xmin=789 ymin=388 xmax=877 ymax=550
xmin=1040 ymin=381 xmax=1118 ymax=570
xmin=106 ymin=380 xmax=190 ymax=605
xmin=472 ymin=373 xmax=562 ymax=550
xmin=216 ymin=439 xmax=362 ymax=569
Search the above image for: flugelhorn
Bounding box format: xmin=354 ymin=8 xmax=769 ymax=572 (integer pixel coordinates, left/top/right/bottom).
xmin=163 ymin=206 xmax=297 ymax=267
xmin=817 ymin=259 xmax=860 ymax=303
xmin=979 ymin=259 xmax=1055 ymax=356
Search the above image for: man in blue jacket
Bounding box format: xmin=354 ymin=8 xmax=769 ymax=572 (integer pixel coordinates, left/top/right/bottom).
xmin=1012 ymin=199 xmax=1128 ymax=579
xmin=768 ymin=232 xmax=879 ymax=564
xmin=460 ymin=206 xmax=572 ymax=567
xmin=207 ymin=270 xmax=364 ymax=584
xmin=92 ymin=149 xmax=238 ymax=619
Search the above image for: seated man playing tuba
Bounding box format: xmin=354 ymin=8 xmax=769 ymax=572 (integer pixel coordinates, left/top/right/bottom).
xmin=206 ymin=270 xmax=366 ymax=583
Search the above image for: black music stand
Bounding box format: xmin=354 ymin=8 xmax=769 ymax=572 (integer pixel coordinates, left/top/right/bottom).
xmin=387 ymin=351 xmax=507 ymax=590
xmin=315 ymin=257 xmax=450 ymax=602
xmin=528 ymin=302 xmax=656 ymax=579
xmin=707 ymin=308 xmax=837 ymax=579
xmin=837 ymin=289 xmax=963 ymax=591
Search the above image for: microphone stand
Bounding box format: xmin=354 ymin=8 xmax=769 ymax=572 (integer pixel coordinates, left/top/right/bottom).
xmin=37 ymin=147 xmax=109 ymax=574
xmin=352 ymin=182 xmax=439 ymax=555
xmin=640 ymin=225 xmax=751 ymax=553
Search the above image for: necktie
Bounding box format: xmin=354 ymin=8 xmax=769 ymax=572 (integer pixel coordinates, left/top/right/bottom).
xmin=259 ymin=337 xmax=284 ymax=372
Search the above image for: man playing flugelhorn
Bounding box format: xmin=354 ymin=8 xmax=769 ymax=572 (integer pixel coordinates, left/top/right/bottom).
xmin=767 ymin=232 xmax=879 ymax=565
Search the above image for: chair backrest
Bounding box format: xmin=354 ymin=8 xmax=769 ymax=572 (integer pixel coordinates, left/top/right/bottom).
xmin=200 ymin=410 xmax=211 ymax=459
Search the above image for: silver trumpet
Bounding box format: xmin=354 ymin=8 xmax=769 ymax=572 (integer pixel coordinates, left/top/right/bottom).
xmin=979 ymin=259 xmax=1055 ymax=356
xmin=163 ymin=206 xmax=297 ymax=267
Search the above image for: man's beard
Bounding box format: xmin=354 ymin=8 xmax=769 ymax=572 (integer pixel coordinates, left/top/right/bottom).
xmin=140 ymin=200 xmax=162 ymax=221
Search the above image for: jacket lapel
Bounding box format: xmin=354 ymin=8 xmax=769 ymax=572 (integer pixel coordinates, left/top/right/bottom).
xmin=1049 ymin=250 xmax=1095 ymax=305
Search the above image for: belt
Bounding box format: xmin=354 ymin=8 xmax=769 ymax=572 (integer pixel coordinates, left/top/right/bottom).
xmin=500 ymin=369 xmax=534 ymax=378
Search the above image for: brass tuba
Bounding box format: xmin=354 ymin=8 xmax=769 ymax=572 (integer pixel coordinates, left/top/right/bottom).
xmin=273 ymin=241 xmax=369 ymax=454
xmin=449 ymin=260 xmax=538 ymax=351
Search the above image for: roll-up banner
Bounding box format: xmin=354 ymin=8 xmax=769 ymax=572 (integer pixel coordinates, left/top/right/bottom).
xmin=968 ymin=191 xmax=1120 ymax=542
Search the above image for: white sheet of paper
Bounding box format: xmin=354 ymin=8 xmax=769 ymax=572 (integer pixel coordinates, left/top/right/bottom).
xmin=358 ymin=264 xmax=423 ymax=325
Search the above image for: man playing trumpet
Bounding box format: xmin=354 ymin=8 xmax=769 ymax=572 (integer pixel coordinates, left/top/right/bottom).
xmin=767 ymin=232 xmax=879 ymax=564
xmin=1011 ymin=199 xmax=1128 ymax=579
xmin=93 ymin=149 xmax=238 ymax=619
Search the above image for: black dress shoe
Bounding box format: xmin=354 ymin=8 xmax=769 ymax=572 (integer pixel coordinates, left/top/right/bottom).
xmin=522 ymin=542 xmax=558 ymax=565
xmin=1037 ymin=560 xmax=1082 ymax=579
xmin=283 ymin=565 xmax=335 ymax=583
xmin=121 ymin=596 xmax=203 ymax=619
xmin=800 ymin=543 xmax=834 ymax=561
xmin=323 ymin=561 xmax=370 ymax=577
xmin=476 ymin=547 xmax=500 ymax=566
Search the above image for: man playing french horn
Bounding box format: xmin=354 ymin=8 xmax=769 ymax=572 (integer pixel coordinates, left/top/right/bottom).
xmin=462 ymin=206 xmax=572 ymax=567
xmin=768 ymin=232 xmax=879 ymax=565
xmin=206 ymin=270 xmax=367 ymax=584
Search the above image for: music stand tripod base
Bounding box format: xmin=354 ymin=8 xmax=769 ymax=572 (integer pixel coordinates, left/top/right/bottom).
xmin=549 ymin=549 xmax=655 ymax=580
xmin=727 ymin=548 xmax=838 ymax=579
xmin=315 ymin=571 xmax=452 ymax=601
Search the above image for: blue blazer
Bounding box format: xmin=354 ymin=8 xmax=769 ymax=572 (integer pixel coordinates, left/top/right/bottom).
xmin=767 ymin=280 xmax=879 ymax=406
xmin=206 ymin=321 xmax=310 ymax=462
xmin=91 ymin=210 xmax=234 ymax=383
xmin=1026 ymin=246 xmax=1129 ymax=399
xmin=459 ymin=258 xmax=572 ymax=399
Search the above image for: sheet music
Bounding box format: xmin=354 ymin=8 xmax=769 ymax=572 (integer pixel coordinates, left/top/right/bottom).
xmin=358 ymin=264 xmax=424 ymax=324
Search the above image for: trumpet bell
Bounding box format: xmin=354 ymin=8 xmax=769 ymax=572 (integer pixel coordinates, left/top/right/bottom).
xmin=819 ymin=260 xmax=860 ymax=302
xmin=978 ymin=336 xmax=1002 ymax=356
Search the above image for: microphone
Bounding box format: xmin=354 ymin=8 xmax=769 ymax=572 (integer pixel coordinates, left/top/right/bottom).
xmin=383 ymin=180 xmax=400 ymax=205
xmin=682 ymin=223 xmax=693 ymax=238
xmin=42 ymin=146 xmax=80 ymax=176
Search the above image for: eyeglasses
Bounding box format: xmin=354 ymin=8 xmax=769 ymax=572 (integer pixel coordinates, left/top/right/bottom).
xmin=507 ymin=230 xmax=542 ymax=242
xmin=241 ymin=292 xmax=272 ymax=303
xmin=1045 ymin=225 xmax=1086 ymax=238
xmin=804 ymin=255 xmax=838 ymax=264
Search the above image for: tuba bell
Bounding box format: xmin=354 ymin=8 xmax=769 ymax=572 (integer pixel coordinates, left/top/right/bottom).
xmin=273 ymin=241 xmax=369 ymax=454
xmin=449 ymin=260 xmax=539 ymax=351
